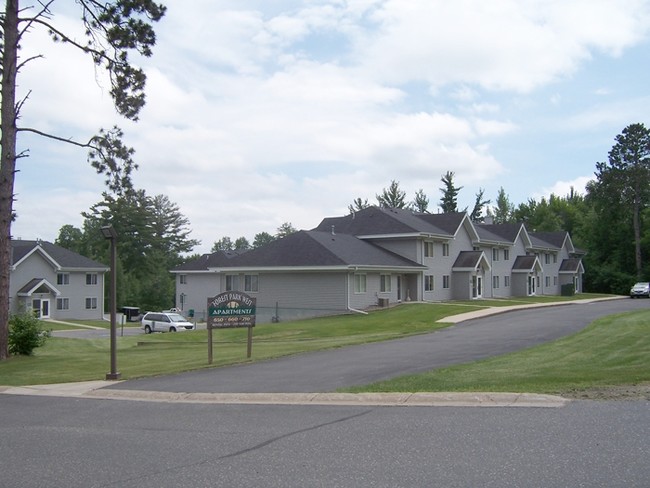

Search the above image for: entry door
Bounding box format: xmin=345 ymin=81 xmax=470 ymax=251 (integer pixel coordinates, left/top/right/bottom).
xmin=32 ymin=299 xmax=50 ymax=318
xmin=472 ymin=276 xmax=483 ymax=299
xmin=528 ymin=275 xmax=536 ymax=295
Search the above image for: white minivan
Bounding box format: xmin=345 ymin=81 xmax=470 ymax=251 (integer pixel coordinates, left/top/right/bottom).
xmin=141 ymin=311 xmax=195 ymax=333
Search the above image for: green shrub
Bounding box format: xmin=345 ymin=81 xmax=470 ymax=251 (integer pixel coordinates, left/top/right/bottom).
xmin=9 ymin=313 xmax=50 ymax=356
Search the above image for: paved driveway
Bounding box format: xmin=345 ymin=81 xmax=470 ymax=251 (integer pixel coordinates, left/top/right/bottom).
xmin=105 ymin=298 xmax=648 ymax=394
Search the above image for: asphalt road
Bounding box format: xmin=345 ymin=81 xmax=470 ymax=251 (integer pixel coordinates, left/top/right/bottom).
xmin=106 ymin=297 xmax=650 ymax=394
xmin=1 ymin=394 xmax=648 ymax=488
xmin=3 ymin=299 xmax=650 ymax=487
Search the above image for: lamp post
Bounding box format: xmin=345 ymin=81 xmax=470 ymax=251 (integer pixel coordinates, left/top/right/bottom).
xmin=101 ymin=224 xmax=121 ymax=380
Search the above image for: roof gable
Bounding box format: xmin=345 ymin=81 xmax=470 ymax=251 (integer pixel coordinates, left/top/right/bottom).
xmin=315 ymin=206 xmax=474 ymax=239
xmin=476 ymin=223 xmax=530 ymax=247
xmin=528 ymin=231 xmax=573 ymax=252
xmin=11 ymin=240 xmax=107 ymax=271
xmin=172 ymin=249 xmax=244 ymax=272
xmin=17 ymin=278 xmax=61 ymax=297
xmin=559 ymin=258 xmax=584 ymax=273
xmin=452 ymin=251 xmax=491 ymax=271
xmin=225 ymin=230 xmax=424 ymax=269
xmin=512 ymin=255 xmax=543 ymax=272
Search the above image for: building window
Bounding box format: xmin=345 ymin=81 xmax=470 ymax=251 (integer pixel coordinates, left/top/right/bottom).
xmin=380 ymin=274 xmax=391 ymax=292
xmin=504 ymin=276 xmax=510 ymax=287
xmin=545 ymin=276 xmax=551 ymax=287
xmin=179 ymin=274 xmax=187 ymax=285
xmin=226 ymin=275 xmax=236 ymax=291
xmin=554 ymin=276 xmax=558 ymax=286
xmin=492 ymin=248 xmax=499 ymax=261
xmin=425 ymin=275 xmax=434 ymax=291
xmin=442 ymin=243 xmax=450 ymax=257
xmin=503 ymin=249 xmax=510 ymax=261
xmin=442 ymin=275 xmax=450 ymax=289
xmin=56 ymin=298 xmax=69 ymax=310
xmin=424 ymin=242 xmax=434 ymax=257
xmin=553 ymin=254 xmax=557 ymax=263
xmin=180 ymin=293 xmax=187 ymax=310
xmin=354 ymin=274 xmax=367 ymax=293
xmin=85 ymin=297 xmax=98 ymax=310
xmin=57 ymin=273 xmax=70 ymax=285
xmin=86 ymin=273 xmax=98 ymax=285
xmin=493 ymin=276 xmax=500 ymax=289
xmin=545 ymin=253 xmax=551 ymax=265
xmin=244 ymin=274 xmax=259 ymax=292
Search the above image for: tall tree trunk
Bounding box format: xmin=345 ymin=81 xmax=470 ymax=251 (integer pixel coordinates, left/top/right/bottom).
xmin=633 ymin=195 xmax=643 ymax=280
xmin=0 ymin=0 xmax=20 ymax=359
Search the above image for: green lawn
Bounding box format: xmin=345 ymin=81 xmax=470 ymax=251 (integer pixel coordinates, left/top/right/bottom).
xmin=343 ymin=308 xmax=650 ymax=396
xmin=42 ymin=319 xmax=114 ymax=331
xmin=3 ymin=294 xmax=645 ymax=396
xmin=0 ymin=302 xmax=473 ymax=386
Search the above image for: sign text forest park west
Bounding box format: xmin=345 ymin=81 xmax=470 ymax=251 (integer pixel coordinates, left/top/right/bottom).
xmin=208 ymin=292 xmax=256 ymax=328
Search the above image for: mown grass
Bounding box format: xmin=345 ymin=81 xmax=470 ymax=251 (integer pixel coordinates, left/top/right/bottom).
xmin=343 ymin=308 xmax=650 ymax=395
xmin=3 ymin=294 xmax=642 ymax=395
xmin=0 ymin=302 xmax=474 ymax=386
xmin=42 ymin=319 xmax=114 ymax=331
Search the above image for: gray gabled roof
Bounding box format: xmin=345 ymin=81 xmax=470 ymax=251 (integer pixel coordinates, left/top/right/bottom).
xmin=172 ymin=249 xmax=244 ymax=272
xmin=314 ymin=206 xmax=467 ymax=239
xmin=452 ymin=251 xmax=491 ymax=271
xmin=175 ymin=230 xmax=425 ymax=272
xmin=528 ymin=231 xmax=570 ymax=251
xmin=11 ymin=240 xmax=108 ymax=270
xmin=559 ymin=258 xmax=584 ymax=273
xmin=475 ymin=223 xmax=526 ymax=244
xmin=17 ymin=278 xmax=61 ymax=297
xmin=512 ymin=255 xmax=542 ymax=272
xmin=415 ymin=211 xmax=468 ymax=235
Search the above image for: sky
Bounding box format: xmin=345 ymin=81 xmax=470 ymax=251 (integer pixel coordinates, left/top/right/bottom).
xmin=10 ymin=0 xmax=650 ymax=254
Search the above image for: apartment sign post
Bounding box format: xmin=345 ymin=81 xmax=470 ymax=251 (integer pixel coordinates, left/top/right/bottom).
xmin=207 ymin=292 xmax=257 ymax=363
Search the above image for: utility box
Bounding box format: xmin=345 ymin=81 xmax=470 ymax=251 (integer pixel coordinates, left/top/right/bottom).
xmin=122 ymin=306 xmax=140 ymax=322
xmin=561 ymin=284 xmax=575 ymax=296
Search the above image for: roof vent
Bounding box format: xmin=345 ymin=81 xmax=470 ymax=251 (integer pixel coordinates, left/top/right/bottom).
xmin=331 ymin=225 xmax=335 ymax=236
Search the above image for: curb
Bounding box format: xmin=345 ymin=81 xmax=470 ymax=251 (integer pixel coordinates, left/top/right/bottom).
xmin=0 ymin=382 xmax=569 ymax=408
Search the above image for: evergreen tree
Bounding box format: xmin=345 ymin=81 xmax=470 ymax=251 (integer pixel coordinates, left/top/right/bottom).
xmin=276 ymin=222 xmax=298 ymax=238
xmin=412 ymin=189 xmax=430 ymax=213
xmin=593 ymin=123 xmax=650 ymax=280
xmin=491 ymin=187 xmax=515 ymax=223
xmin=0 ymin=0 xmax=166 ymax=359
xmin=470 ymin=188 xmax=490 ymax=222
xmin=348 ymin=197 xmax=370 ymax=214
xmin=439 ymin=171 xmax=462 ymax=213
xmin=234 ymin=237 xmax=251 ymax=250
xmin=376 ymin=180 xmax=408 ymax=208
xmin=253 ymin=232 xmax=275 ymax=248
xmin=212 ymin=237 xmax=234 ymax=252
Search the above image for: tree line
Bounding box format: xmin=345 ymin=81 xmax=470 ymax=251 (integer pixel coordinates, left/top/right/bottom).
xmin=207 ymin=122 xmax=650 ymax=299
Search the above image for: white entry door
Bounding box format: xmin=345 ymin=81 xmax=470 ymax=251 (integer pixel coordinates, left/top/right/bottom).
xmin=32 ymin=299 xmax=51 ymax=318
xmin=472 ymin=275 xmax=483 ymax=299
xmin=528 ymin=275 xmax=536 ymax=296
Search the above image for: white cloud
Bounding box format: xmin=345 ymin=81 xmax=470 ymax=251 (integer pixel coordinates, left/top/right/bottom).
xmin=9 ymin=0 xmax=650 ymax=253
xmin=355 ymin=0 xmax=650 ymax=91
xmin=534 ymin=176 xmax=594 ymax=200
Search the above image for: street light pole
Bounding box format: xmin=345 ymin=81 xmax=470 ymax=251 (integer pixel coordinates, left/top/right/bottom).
xmin=101 ymin=224 xmax=121 ymax=380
